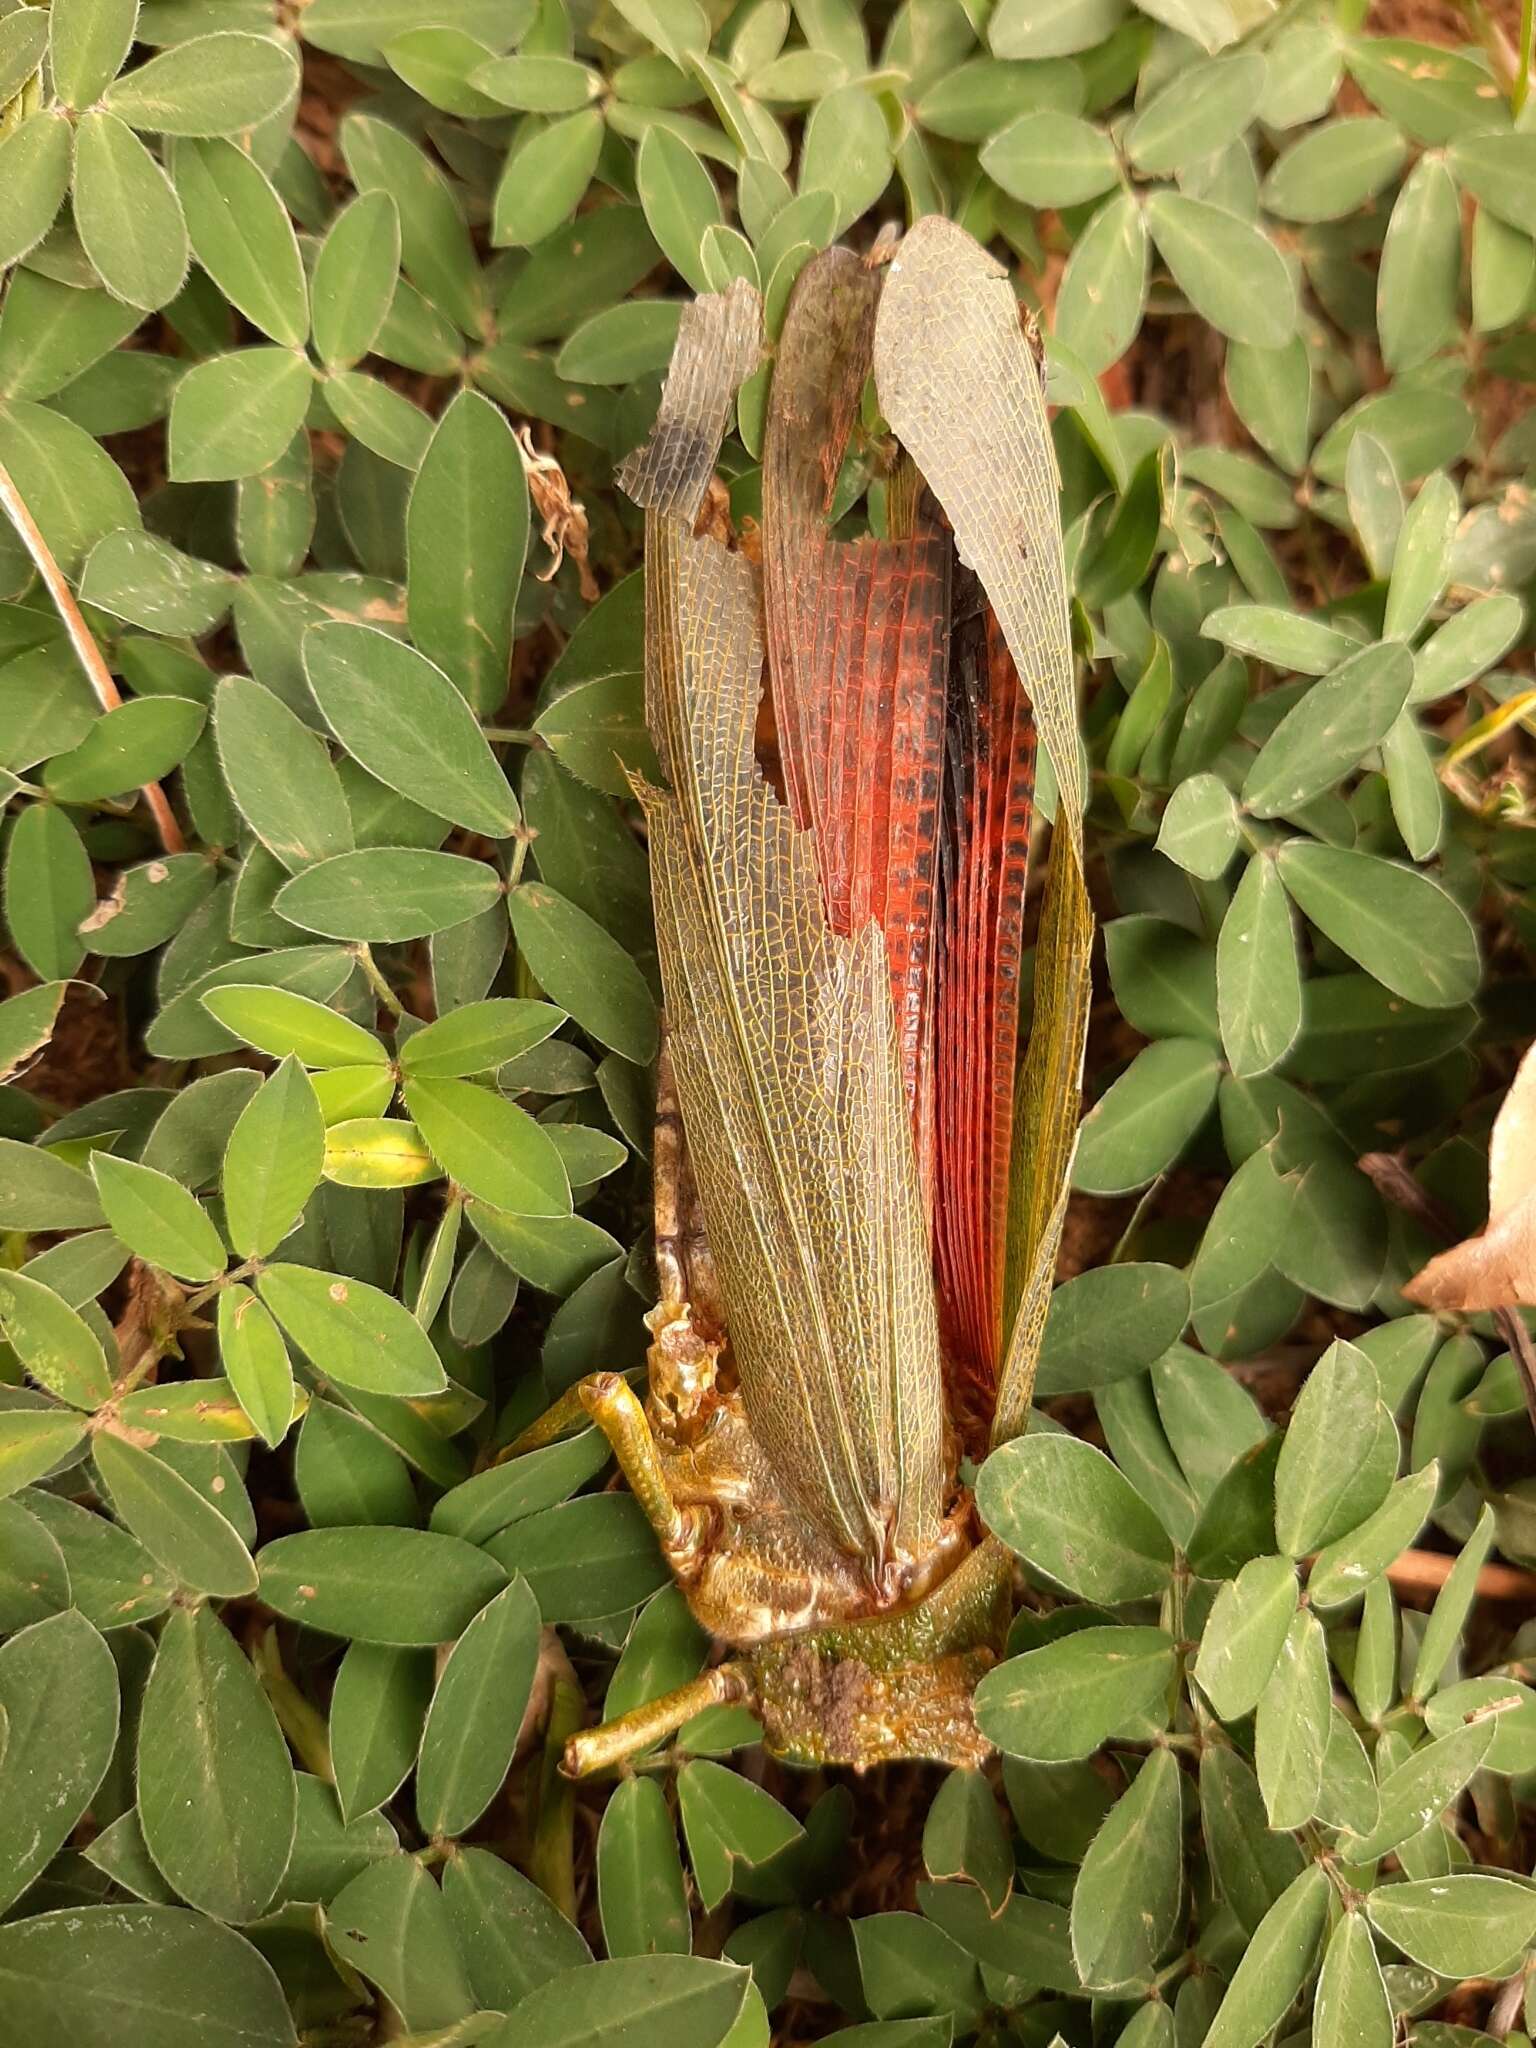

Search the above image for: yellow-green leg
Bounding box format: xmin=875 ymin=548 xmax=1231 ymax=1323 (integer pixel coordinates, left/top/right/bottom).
xmin=562 ymin=1662 xmax=757 ymax=1778
xmin=497 ymin=1371 xmax=698 ymax=1557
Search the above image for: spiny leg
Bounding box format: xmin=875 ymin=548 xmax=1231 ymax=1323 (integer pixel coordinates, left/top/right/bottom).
xmin=497 ymin=1370 xmax=700 ymax=1558
xmin=562 ymin=1661 xmax=757 ymax=1778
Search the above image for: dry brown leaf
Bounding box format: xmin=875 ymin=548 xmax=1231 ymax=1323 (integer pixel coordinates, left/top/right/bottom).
xmin=1403 ymin=1042 xmax=1536 ymax=1311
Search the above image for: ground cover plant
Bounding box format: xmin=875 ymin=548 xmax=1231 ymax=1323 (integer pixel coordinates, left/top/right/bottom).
xmin=0 ymin=0 xmax=1535 ymax=2042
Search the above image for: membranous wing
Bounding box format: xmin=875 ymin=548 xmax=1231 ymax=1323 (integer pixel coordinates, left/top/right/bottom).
xmin=623 ymin=285 xmax=948 ymax=1573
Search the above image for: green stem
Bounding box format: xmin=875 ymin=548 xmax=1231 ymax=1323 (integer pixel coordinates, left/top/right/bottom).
xmin=1516 ymin=0 xmax=1534 ymax=112
xmin=351 ymin=942 xmax=406 ymax=1021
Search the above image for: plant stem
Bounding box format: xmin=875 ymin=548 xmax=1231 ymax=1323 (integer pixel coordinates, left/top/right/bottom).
xmin=351 ymin=942 xmax=405 ymax=1020
xmin=0 ymin=457 xmax=184 ymax=855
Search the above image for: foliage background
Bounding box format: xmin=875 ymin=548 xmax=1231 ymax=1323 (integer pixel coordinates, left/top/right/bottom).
xmin=0 ymin=0 xmax=1535 ymax=2042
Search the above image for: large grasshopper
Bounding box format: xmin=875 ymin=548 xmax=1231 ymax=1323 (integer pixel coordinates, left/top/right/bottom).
xmin=512 ymin=218 xmax=1093 ymax=1776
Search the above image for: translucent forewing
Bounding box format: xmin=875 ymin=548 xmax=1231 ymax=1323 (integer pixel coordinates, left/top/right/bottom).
xmin=627 ymin=286 xmax=947 ymax=1569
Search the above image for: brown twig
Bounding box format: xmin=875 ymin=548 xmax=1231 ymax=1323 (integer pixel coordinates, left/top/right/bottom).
xmin=0 ymin=457 xmax=184 ymax=854
xmin=1384 ymin=1548 xmax=1536 ymax=1604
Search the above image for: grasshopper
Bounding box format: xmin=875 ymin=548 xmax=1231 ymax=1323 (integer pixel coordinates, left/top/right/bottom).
xmin=511 ymin=219 xmax=1093 ymax=1775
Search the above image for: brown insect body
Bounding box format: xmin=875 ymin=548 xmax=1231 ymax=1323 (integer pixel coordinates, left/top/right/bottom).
xmin=509 ymin=220 xmax=1091 ymax=1775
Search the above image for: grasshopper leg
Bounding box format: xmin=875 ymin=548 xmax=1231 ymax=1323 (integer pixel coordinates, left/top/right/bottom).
xmin=499 ymin=1371 xmax=703 ymax=1561
xmin=562 ymin=1661 xmax=757 ymax=1778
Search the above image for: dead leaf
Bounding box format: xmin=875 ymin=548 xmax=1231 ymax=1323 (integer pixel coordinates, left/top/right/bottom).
xmin=1403 ymin=1042 xmax=1536 ymax=1311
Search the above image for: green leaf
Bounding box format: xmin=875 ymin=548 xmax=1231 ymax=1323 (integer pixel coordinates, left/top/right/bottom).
xmin=444 ymin=1845 xmax=593 ymax=2008
xmin=50 ymin=0 xmax=136 ymax=107
xmin=1242 ymin=640 xmax=1414 ymax=819
xmin=1340 ymin=436 xmax=1402 ymax=589
xmin=533 ymin=671 xmax=660 ymax=798
xmin=305 ymin=621 xmax=518 ymax=834
xmin=1314 ymin=1911 xmax=1393 ymax=2048
xmin=216 ymin=1285 xmax=295 ymax=1448
xmin=173 ymin=138 xmax=308 ymax=349
xmin=116 ymin=1378 xmax=267 ymax=1445
xmin=1054 ymin=190 xmax=1148 ymax=372
xmin=1448 ymin=131 xmax=1536 ymax=236
xmin=484 ymin=1955 xmax=749 ymax=2048
xmin=1409 ymin=593 xmax=1525 ymax=705
xmin=475 ymin=52 xmax=602 ymax=112
xmin=400 ymin=999 xmax=565 ymax=1080
xmin=341 ymin=111 xmax=482 ymax=336
xmin=169 ymin=348 xmax=314 ymax=482
xmin=1254 ymin=1608 xmax=1331 ymax=1829
xmin=1263 ymin=115 xmax=1408 ymax=222
xmin=1381 ymin=711 xmax=1444 ymax=861
xmin=101 ymin=32 xmax=299 ymax=136
xmin=432 ymin=1430 xmax=609 ymax=1546
xmin=973 ymin=1626 xmax=1176 ymax=1762
xmin=599 ymin=1774 xmax=692 ymax=1958
xmin=256 ymin=1264 xmax=448 ymax=1398
xmin=1145 ymin=191 xmax=1296 ymax=347
xmin=223 ymin=1056 xmax=324 ymax=1260
xmin=0 ymin=1609 xmax=118 ymax=1910
xmin=45 ymin=694 xmax=206 ymax=803
xmin=1034 ymin=1261 xmax=1191 ymax=1397
xmin=0 ymin=1269 xmax=113 ymax=1409
xmin=1383 ymin=473 xmax=1458 ymax=641
xmin=977 ymin=1434 xmax=1174 ymax=1601
xmin=1308 ymin=1461 xmax=1438 ymax=1609
xmin=326 ymin=1855 xmax=476 ymax=2033
xmin=78 ymin=531 xmax=232 ymax=637
xmin=637 ymin=125 xmax=722 ymax=293
xmin=1377 ymin=155 xmax=1462 ymax=372
xmin=0 ymin=6 xmax=46 ymax=103
xmin=801 ymin=85 xmax=892 ymax=236
xmin=0 ymin=396 xmax=140 ymax=575
xmin=0 ymin=1905 xmax=297 ymax=2048
xmin=557 ymin=300 xmax=684 ymax=384
xmin=983 ymin=111 xmax=1119 ymax=206
xmin=509 ymin=882 xmax=659 ymax=1065
xmin=990 ymin=0 xmax=1127 ymax=58
xmin=1272 ymin=1153 xmax=1388 ymax=1312
xmin=24 ymin=1487 xmax=173 ymax=1629
xmin=1204 ymin=1863 xmax=1330 ymax=2048
xmin=1103 ymin=916 xmax=1217 ymax=1046
xmin=1365 ymin=1874 xmax=1536 ymax=1978
xmin=200 ymin=985 xmax=386 ymax=1068
xmin=1194 ymin=1554 xmax=1298 ymax=1720
xmin=330 ymin=1640 xmax=433 ymax=1821
xmin=311 ymin=190 xmax=401 ymax=371
xmin=921 ymin=1767 xmax=1013 ymax=1916
xmin=1275 ymin=842 xmax=1478 ymax=1007
xmin=1072 ymin=1038 xmax=1220 ymax=1195
xmin=1410 ymin=1501 xmax=1496 ymax=1702
xmin=405 ymin=390 xmax=528 ymax=716
xmin=1200 ymin=1747 xmax=1305 ymax=1936
xmin=275 ymin=848 xmax=503 ymax=942
xmin=1274 ymin=1340 xmax=1382 ymax=1558
xmin=1157 ymin=771 xmax=1239 ymax=879
xmin=0 ymin=1408 xmax=89 ymax=1499
xmin=486 ymin=1493 xmax=668 ymax=1621
xmin=1070 ymin=1747 xmax=1183 ymax=1991
xmin=403 ymin=1077 xmax=571 ymax=1218
xmin=416 ymin=1576 xmax=542 ymax=1838
xmin=3 ymin=804 xmax=92 ymax=982
xmin=94 ymin=1431 xmax=256 ymax=1597
xmin=137 ymin=1603 xmax=297 ymax=1921
xmin=259 ymin=1526 xmax=506 ymax=1645
xmin=383 ymin=26 xmax=504 ymax=115
xmin=0 ymin=1133 xmax=105 ymax=1232
xmin=494 ymin=108 xmax=605 ymax=249
xmin=1203 ymin=604 xmax=1358 ymax=674
xmin=90 ymin=1151 xmax=226 ymax=1283
xmin=323 ymin=1116 xmax=440 ymax=1189
xmin=73 ymin=113 xmax=190 ymax=314
xmin=1126 ymin=49 xmax=1265 ymax=173
xmin=0 ymin=113 xmax=73 ymax=271
xmin=1216 ymin=854 xmax=1302 ymax=1081
xmin=1347 ymin=1717 xmax=1494 ymax=1861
